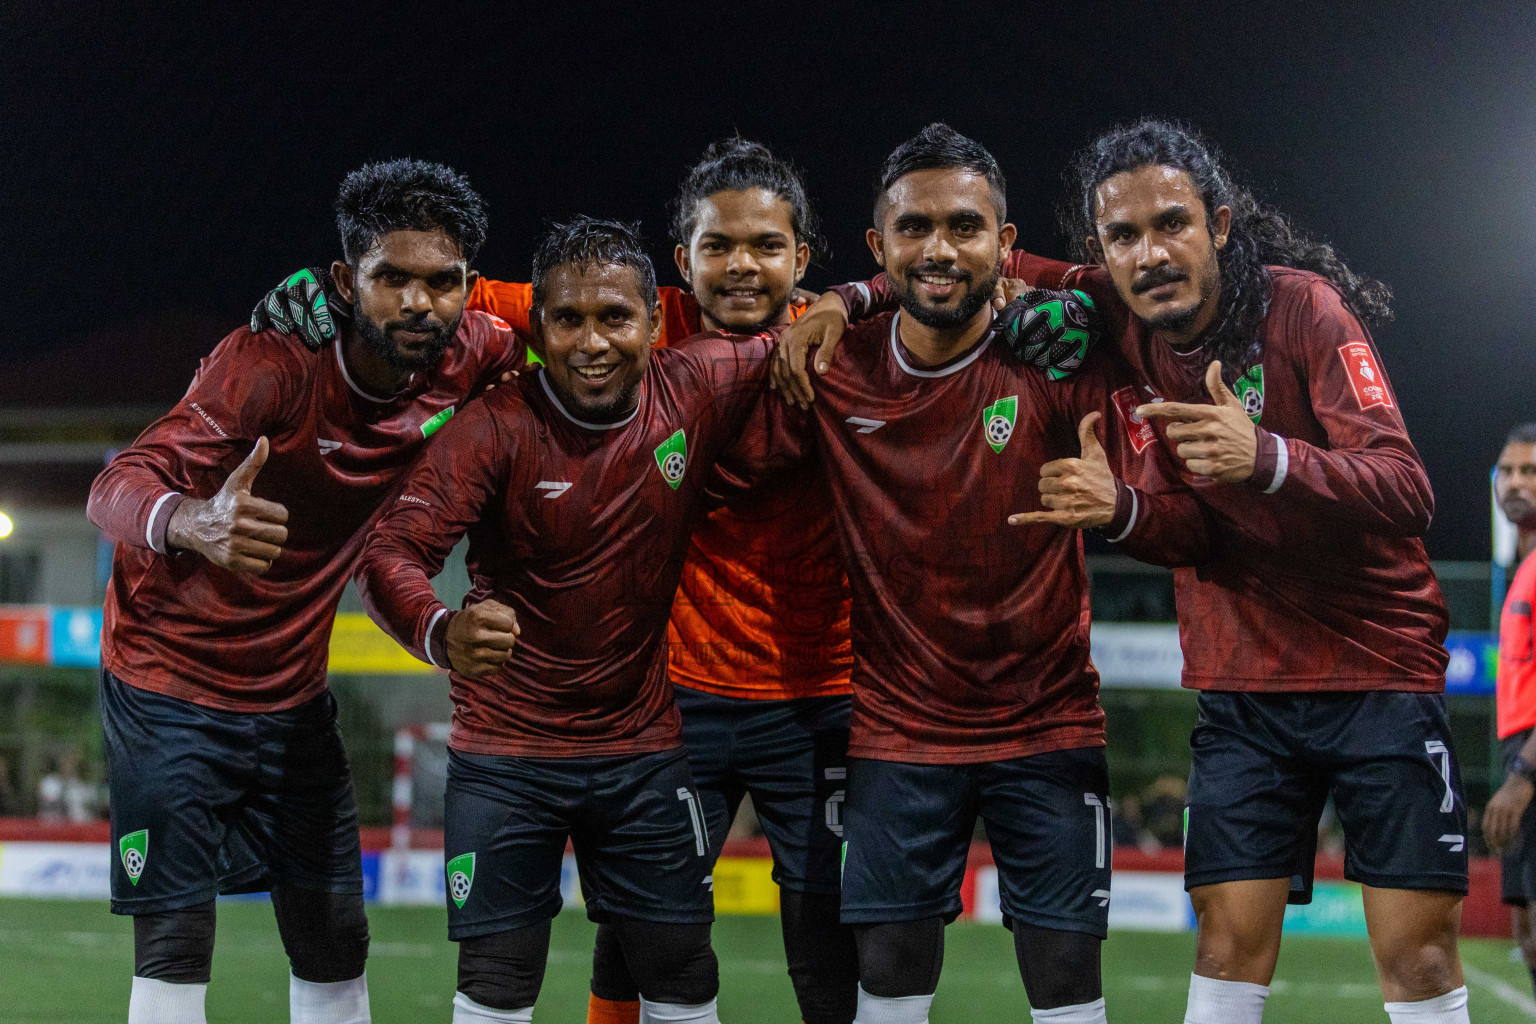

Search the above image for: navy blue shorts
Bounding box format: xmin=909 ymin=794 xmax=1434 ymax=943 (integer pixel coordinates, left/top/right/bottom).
xmin=841 ymin=748 xmax=1112 ymax=937
xmin=100 ymin=670 xmax=362 ymax=915
xmin=443 ymin=747 xmax=714 ymax=941
xmin=1499 ymin=728 xmax=1536 ymax=906
xmin=1185 ymin=690 xmax=1469 ymax=903
xmin=674 ymin=686 xmax=850 ymax=893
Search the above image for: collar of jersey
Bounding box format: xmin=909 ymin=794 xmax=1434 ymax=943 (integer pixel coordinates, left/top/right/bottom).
xmin=889 ymin=311 xmax=995 ymax=379
xmin=539 ymin=370 xmax=640 ymax=431
xmin=334 ymin=340 xmax=412 ymax=404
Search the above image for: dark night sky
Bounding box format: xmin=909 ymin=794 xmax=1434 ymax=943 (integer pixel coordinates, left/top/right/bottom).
xmin=2 ymin=2 xmax=1532 ymax=559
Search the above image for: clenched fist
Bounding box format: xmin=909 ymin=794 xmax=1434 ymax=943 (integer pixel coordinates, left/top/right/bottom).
xmin=447 ymin=599 xmax=520 ymax=679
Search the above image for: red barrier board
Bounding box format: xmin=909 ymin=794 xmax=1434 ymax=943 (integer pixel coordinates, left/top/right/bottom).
xmin=0 ymin=608 xmax=49 ymax=663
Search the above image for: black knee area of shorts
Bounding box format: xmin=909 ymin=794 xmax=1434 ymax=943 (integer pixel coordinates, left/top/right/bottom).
xmin=590 ymin=920 xmax=640 ymax=1001
xmin=780 ymin=890 xmax=858 ymax=1024
xmin=457 ymin=921 xmax=551 ymax=1011
xmin=272 ymin=883 xmax=369 ymax=983
xmin=133 ymin=902 xmax=216 ymax=984
xmin=611 ymin=918 xmax=718 ymax=1005
xmin=1012 ymin=923 xmax=1102 ymax=1009
xmin=854 ymin=918 xmax=943 ymax=999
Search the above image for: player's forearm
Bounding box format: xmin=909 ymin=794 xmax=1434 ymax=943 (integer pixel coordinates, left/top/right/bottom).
xmin=87 ymin=454 xmax=186 ymax=554
xmin=1101 ymin=482 xmax=1215 ymax=568
xmin=355 ymin=533 xmax=453 ymax=668
xmin=1253 ymin=432 xmax=1434 ymax=537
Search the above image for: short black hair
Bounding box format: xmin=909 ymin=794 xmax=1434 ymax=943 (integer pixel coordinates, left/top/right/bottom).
xmin=670 ymin=136 xmax=827 ymax=261
xmin=1508 ymin=423 xmax=1536 ymax=447
xmin=874 ymin=123 xmax=1007 ymax=226
xmin=530 ymin=216 xmax=658 ymax=314
xmin=335 ymin=158 xmax=488 ymax=264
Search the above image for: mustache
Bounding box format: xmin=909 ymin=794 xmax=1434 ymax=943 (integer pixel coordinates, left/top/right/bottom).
xmin=1132 ymin=266 xmax=1189 ymax=295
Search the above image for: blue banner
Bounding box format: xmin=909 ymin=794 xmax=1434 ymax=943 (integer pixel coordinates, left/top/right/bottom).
xmin=49 ymin=607 xmax=102 ymax=668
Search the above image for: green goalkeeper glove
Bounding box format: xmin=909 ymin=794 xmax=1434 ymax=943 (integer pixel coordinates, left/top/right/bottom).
xmin=250 ymin=267 xmax=348 ymax=350
xmin=995 ymin=288 xmax=1101 ymax=381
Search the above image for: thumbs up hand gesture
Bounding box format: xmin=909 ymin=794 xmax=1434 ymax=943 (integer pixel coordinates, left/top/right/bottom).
xmin=165 ymin=437 xmax=290 ymax=574
xmin=1008 ymin=412 xmax=1118 ymax=529
xmin=1134 ymin=361 xmax=1257 ymax=482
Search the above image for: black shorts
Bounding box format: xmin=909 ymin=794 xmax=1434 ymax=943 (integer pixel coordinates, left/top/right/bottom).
xmin=443 ymin=747 xmax=714 ymax=941
xmin=1185 ymin=690 xmax=1469 ymax=904
xmin=840 ymin=748 xmax=1112 ymax=937
xmin=1500 ymin=729 xmax=1536 ymax=907
xmin=100 ymin=670 xmax=362 ymax=915
xmin=674 ymin=686 xmax=850 ymax=893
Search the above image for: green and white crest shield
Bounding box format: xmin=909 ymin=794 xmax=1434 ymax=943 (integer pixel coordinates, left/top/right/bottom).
xmin=654 ymin=429 xmax=688 ymax=490
xmin=120 ymin=829 xmax=148 ymax=885
xmin=446 ymin=852 xmax=475 ymax=908
xmin=1233 ymin=366 xmax=1264 ymax=423
xmin=982 ymin=396 xmax=1018 ymax=454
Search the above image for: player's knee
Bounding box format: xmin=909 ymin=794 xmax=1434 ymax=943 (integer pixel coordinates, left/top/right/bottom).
xmin=272 ymin=885 xmax=370 ymax=983
xmin=133 ymin=902 xmax=216 ymax=984
xmin=1374 ymin=931 xmax=1462 ymax=1000
xmin=590 ymin=920 xmax=640 ymax=1002
xmin=611 ymin=919 xmax=719 ymax=1005
xmin=1011 ymin=924 xmax=1102 ymax=1009
xmin=854 ymin=919 xmax=944 ymax=999
xmin=457 ymin=922 xmax=552 ymax=1011
xmin=780 ymin=890 xmax=858 ymax=1024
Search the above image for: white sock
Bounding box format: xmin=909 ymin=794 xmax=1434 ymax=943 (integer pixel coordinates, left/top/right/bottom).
xmin=450 ymin=991 xmax=533 ymax=1023
xmin=128 ymin=977 xmax=207 ymax=1024
xmin=290 ymin=972 xmax=370 ymax=1023
xmin=1384 ymin=986 xmax=1470 ymax=1023
xmin=638 ymin=998 xmax=720 ymax=1023
xmin=854 ymin=985 xmax=935 ymax=1024
xmin=1031 ymin=997 xmax=1107 ymax=1023
xmin=1184 ymin=974 xmax=1268 ymax=1024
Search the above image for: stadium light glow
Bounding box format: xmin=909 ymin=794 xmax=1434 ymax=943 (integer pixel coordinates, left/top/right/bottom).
xmin=0 ymin=512 xmax=12 ymax=539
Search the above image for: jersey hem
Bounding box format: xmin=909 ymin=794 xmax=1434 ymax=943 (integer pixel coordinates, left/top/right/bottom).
xmin=670 ymin=674 xmax=854 ymax=701
xmin=1181 ymin=675 xmax=1445 ymax=693
xmin=103 ymin=658 xmax=330 ymax=713
xmin=847 ymin=728 xmax=1105 ymax=765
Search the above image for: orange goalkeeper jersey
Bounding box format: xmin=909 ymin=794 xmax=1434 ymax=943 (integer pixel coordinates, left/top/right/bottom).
xmin=467 ymin=278 xmax=853 ymax=700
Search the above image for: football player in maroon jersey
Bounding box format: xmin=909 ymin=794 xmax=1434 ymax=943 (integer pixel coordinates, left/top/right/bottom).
xmin=88 ymin=160 xmax=523 ymax=1024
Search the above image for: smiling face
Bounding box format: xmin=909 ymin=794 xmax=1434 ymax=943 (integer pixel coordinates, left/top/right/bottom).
xmin=533 ymin=262 xmax=663 ymax=422
xmin=675 ymin=187 xmax=808 ymax=334
xmin=868 ymin=167 xmax=1015 ymax=332
xmin=1091 ymin=164 xmax=1230 ymax=345
xmin=332 ymin=227 xmax=476 ymax=369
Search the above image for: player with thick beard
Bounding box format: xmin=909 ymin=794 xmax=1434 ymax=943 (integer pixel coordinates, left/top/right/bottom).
xmin=746 ymin=124 xmax=1206 ymax=1024
xmin=87 ymin=160 xmax=524 ymax=1024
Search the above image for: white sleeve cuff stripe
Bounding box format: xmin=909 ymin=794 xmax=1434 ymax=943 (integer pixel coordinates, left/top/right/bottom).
xmin=146 ymin=492 xmax=179 ymax=554
xmin=1265 ymin=435 xmax=1289 ymax=494
xmin=1107 ymin=488 xmax=1139 ymax=543
xmin=423 ymin=608 xmax=449 ymax=668
xmin=853 ymin=282 xmax=871 ymax=307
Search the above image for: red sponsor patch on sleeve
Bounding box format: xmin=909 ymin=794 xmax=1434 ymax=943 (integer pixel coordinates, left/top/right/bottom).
xmin=1336 ymin=342 xmax=1394 ymax=411
xmin=1111 ymin=386 xmax=1157 ymax=454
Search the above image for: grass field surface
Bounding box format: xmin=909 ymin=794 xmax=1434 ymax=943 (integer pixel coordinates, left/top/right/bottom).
xmin=2 ymin=898 xmax=1533 ymax=1022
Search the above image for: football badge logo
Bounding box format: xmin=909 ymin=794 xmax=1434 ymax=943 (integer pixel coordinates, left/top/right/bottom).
xmin=982 ymin=396 xmax=1018 ymax=454
xmin=446 ymin=852 xmax=476 ymax=908
xmin=1233 ymin=366 xmax=1264 ymax=423
xmin=120 ymin=829 xmax=148 ymax=886
xmin=654 ymin=429 xmax=688 ymax=490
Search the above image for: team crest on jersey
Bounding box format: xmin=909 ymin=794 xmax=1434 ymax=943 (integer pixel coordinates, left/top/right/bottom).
xmin=446 ymin=852 xmax=475 ymax=908
xmin=981 ymin=396 xmax=1018 ymax=454
xmin=654 ymin=429 xmax=688 ymax=490
xmin=1233 ymin=366 xmax=1264 ymax=423
xmin=120 ymin=829 xmax=148 ymax=885
xmin=1337 ymin=342 xmax=1393 ymax=411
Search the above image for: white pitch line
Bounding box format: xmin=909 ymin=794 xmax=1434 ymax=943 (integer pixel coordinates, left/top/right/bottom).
xmin=1463 ymin=964 xmax=1536 ymax=1018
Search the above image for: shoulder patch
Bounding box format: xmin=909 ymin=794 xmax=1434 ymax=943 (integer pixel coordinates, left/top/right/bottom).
xmin=1336 ymin=342 xmax=1393 ymax=411
xmin=1111 ymin=387 xmax=1157 ymax=454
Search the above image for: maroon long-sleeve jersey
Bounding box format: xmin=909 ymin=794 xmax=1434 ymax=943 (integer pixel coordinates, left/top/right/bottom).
xmin=87 ymin=311 xmax=524 ymax=711
xmin=354 ymin=334 xmax=778 ymax=758
xmin=1066 ymin=265 xmax=1449 ymax=692
xmin=728 ymin=312 xmax=1205 ymax=765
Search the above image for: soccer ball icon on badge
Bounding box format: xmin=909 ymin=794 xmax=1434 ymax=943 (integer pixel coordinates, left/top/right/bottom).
xmin=987 ymin=414 xmax=1013 ymax=449
xmin=661 ymin=452 xmax=686 ymax=484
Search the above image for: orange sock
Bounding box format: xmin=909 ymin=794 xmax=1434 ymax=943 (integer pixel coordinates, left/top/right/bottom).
xmin=586 ymin=992 xmax=640 ymax=1024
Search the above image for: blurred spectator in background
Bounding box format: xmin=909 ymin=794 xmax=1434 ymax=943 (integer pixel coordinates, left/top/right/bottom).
xmin=1483 ymin=422 xmax=1536 ymax=999
xmin=0 ymin=754 xmax=17 ymax=816
xmin=37 ymin=749 xmax=102 ymax=822
xmin=1140 ymin=776 xmax=1187 ymax=850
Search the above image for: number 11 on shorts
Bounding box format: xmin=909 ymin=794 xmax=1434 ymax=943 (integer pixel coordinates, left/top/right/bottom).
xmin=1084 ymin=793 xmax=1106 ymax=869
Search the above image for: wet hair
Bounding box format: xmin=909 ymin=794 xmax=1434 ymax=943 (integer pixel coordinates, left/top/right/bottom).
xmin=671 ymin=136 xmax=826 ymax=261
xmin=334 ymin=158 xmax=488 ymax=265
xmin=874 ymin=122 xmax=1007 ymax=226
xmin=530 ymin=216 xmax=658 ymax=314
xmin=1062 ymin=118 xmax=1392 ymax=381
xmin=1507 ymin=424 xmax=1536 ymax=447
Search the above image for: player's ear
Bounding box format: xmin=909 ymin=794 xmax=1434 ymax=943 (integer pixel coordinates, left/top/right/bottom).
xmin=793 ymin=240 xmax=810 ymax=284
xmin=648 ymin=300 xmax=665 ymax=346
xmin=1085 ymin=235 xmax=1106 ymax=267
xmin=1210 ymin=205 xmax=1233 ymax=250
xmin=331 ymin=260 xmax=356 ymax=304
xmin=998 ymin=221 xmax=1018 ymax=256
xmin=673 ymin=244 xmax=692 ymax=288
xmin=866 ymin=227 xmax=886 ymax=268
xmin=464 ymin=268 xmax=481 ymax=292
